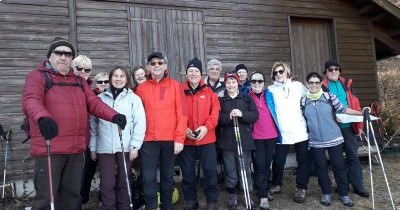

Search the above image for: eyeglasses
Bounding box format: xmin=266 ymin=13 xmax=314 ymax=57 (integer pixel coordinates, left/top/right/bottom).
xmin=149 ymin=61 xmax=164 ymax=66
xmin=327 ymin=67 xmax=340 ymax=72
xmin=76 ymin=67 xmax=91 ymax=73
xmin=96 ymin=80 xmax=109 ymax=84
xmin=273 ymin=70 xmax=285 ymax=76
xmin=52 ymin=50 xmax=73 ymax=58
xmin=307 ymin=81 xmax=321 ymax=85
xmin=250 ymin=80 xmax=264 ymax=84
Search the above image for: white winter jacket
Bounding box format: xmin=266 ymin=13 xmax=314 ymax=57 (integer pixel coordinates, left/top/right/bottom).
xmin=267 ymin=79 xmax=308 ymax=144
xmin=90 ymin=88 xmax=146 ymax=154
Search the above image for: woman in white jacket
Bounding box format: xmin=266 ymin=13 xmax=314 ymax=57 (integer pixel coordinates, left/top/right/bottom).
xmin=90 ymin=66 xmax=146 ymax=210
xmin=266 ymin=61 xmax=310 ymax=204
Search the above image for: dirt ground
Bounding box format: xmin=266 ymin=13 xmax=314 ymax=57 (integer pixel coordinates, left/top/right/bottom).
xmin=2 ymin=152 xmax=400 ymax=210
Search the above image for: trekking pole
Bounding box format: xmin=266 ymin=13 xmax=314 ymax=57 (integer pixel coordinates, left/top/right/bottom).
xmin=118 ymin=127 xmax=133 ymax=210
xmin=364 ymin=109 xmax=396 ymax=210
xmin=0 ymin=126 xmax=8 ymax=200
xmin=233 ymin=116 xmax=252 ymax=210
xmin=362 ymin=109 xmax=375 ymax=209
xmin=46 ymin=139 xmax=55 ymax=210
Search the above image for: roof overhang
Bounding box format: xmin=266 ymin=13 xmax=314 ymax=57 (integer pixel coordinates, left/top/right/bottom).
xmin=351 ymin=0 xmax=400 ymax=59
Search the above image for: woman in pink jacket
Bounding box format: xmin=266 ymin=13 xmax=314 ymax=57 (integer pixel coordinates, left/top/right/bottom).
xmin=248 ymin=71 xmax=279 ymax=210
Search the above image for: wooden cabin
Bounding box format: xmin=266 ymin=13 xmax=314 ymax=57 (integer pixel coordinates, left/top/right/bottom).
xmin=0 ymin=0 xmax=399 ymax=191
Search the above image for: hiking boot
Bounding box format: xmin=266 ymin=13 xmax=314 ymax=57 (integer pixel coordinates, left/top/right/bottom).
xmin=184 ymin=200 xmax=199 ymax=210
xmin=354 ymin=189 xmax=369 ymax=198
xmin=227 ymin=193 xmax=238 ymax=210
xmin=207 ymin=203 xmax=219 ymax=210
xmin=339 ymin=195 xmax=354 ymax=207
xmin=320 ymin=194 xmax=331 ymax=206
xmin=259 ymin=197 xmax=270 ymax=210
xmin=293 ymin=188 xmax=306 ymax=203
xmin=269 ymin=185 xmax=281 ymax=194
xmin=267 ymin=191 xmax=274 ymax=201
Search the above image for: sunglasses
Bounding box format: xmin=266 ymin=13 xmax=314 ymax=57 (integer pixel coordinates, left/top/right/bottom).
xmin=327 ymin=67 xmax=340 ymax=72
xmin=76 ymin=67 xmax=91 ymax=73
xmin=307 ymin=81 xmax=321 ymax=85
xmin=250 ymin=79 xmax=264 ymax=84
xmin=149 ymin=61 xmax=164 ymax=66
xmin=52 ymin=50 xmax=73 ymax=58
xmin=273 ymin=70 xmax=285 ymax=76
xmin=96 ymin=80 xmax=109 ymax=84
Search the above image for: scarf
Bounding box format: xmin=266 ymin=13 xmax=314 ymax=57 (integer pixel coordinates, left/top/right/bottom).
xmin=306 ymin=89 xmax=323 ymax=101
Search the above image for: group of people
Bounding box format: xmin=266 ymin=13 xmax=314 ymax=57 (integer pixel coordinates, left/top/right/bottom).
xmin=22 ymin=37 xmax=370 ymax=210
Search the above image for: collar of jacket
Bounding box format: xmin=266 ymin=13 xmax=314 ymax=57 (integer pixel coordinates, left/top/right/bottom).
xmin=103 ymin=87 xmax=130 ymax=99
xmin=249 ymin=89 xmax=264 ymax=98
xmin=204 ymin=76 xmax=223 ymax=88
xmin=221 ymin=90 xmax=243 ymax=100
xmin=322 ymin=76 xmax=352 ymax=91
xmin=183 ymin=79 xmax=207 ymax=95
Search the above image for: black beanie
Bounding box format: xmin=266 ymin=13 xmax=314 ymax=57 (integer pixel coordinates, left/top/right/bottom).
xmin=186 ymin=57 xmax=202 ymax=74
xmin=324 ymin=59 xmax=341 ymax=73
xmin=235 ymin=64 xmax=248 ymax=72
xmin=47 ymin=37 xmax=75 ymax=58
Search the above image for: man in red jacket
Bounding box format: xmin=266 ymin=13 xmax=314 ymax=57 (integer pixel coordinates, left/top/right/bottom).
xmin=179 ymin=57 xmax=220 ymax=210
xmin=321 ymin=59 xmax=369 ymax=198
xmin=135 ymin=52 xmax=187 ymax=210
xmin=22 ymin=37 xmax=127 ymax=210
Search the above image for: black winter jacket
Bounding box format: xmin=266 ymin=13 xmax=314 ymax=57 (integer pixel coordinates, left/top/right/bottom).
xmin=217 ymin=91 xmax=259 ymax=151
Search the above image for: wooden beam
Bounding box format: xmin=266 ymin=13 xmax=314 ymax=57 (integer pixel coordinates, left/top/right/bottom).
xmin=389 ymin=29 xmax=400 ymax=38
xmin=372 ymin=25 xmax=400 ymax=51
xmin=69 ymin=0 xmax=77 ymax=51
xmin=358 ymin=4 xmax=376 ymax=16
xmin=372 ymin=12 xmax=387 ymax=22
xmin=371 ymin=0 xmax=400 ymax=20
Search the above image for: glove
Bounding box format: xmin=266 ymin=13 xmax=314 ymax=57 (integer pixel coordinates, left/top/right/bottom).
xmin=38 ymin=118 xmax=58 ymax=140
xmin=112 ymin=114 xmax=127 ymax=130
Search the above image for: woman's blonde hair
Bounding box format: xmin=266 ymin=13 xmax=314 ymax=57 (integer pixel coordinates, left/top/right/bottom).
xmin=94 ymin=72 xmax=108 ymax=82
xmin=271 ymin=61 xmax=292 ymax=81
xmin=71 ymin=55 xmax=92 ymax=69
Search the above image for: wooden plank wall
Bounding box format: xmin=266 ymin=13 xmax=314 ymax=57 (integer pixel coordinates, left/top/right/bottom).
xmin=0 ymin=0 xmax=70 ymax=181
xmin=0 ymin=0 xmax=378 ymax=182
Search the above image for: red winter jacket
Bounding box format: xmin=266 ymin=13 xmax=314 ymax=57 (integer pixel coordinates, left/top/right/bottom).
xmin=182 ymin=80 xmax=220 ymax=146
xmin=135 ymin=73 xmax=187 ymax=143
xmin=22 ymin=60 xmax=118 ymax=157
xmin=322 ymin=76 xmax=363 ymax=133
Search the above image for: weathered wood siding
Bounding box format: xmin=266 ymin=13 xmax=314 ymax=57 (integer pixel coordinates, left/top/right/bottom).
xmin=0 ymin=0 xmax=378 ymax=182
xmin=0 ymin=0 xmax=71 ymax=182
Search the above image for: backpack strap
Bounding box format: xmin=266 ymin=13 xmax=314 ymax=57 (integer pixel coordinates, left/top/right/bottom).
xmin=322 ymin=92 xmax=339 ymax=124
xmin=43 ymin=71 xmax=53 ymax=93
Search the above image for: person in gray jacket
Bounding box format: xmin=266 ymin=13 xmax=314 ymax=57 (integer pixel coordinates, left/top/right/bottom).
xmin=301 ymin=72 xmax=364 ymax=208
xmin=90 ymin=66 xmax=146 ymax=210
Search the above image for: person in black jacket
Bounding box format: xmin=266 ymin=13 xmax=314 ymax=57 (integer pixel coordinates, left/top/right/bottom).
xmin=217 ymin=73 xmax=259 ymax=210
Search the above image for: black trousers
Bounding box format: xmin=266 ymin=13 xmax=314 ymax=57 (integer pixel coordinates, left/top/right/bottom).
xmin=271 ymin=140 xmax=310 ymax=189
xmin=310 ymin=144 xmax=349 ymax=196
xmin=140 ymin=141 xmax=175 ymax=210
xmin=32 ymin=154 xmax=83 ymax=210
xmin=341 ymin=127 xmax=365 ymax=191
xmin=254 ymin=139 xmax=276 ymax=198
xmin=178 ymin=143 xmax=218 ymax=204
xmin=79 ymin=148 xmax=98 ymax=205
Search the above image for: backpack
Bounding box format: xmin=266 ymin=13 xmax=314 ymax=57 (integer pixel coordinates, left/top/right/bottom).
xmin=300 ymin=92 xmax=337 ymax=124
xmin=21 ymin=71 xmax=84 ymax=143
